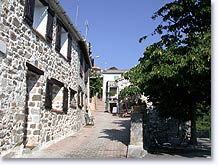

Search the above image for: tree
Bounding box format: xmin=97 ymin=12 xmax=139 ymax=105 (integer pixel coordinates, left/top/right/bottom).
xmin=90 ymin=72 xmax=103 ymax=98
xmin=119 ymin=85 xmax=140 ymax=101
xmin=132 ymin=0 xmax=211 ymax=145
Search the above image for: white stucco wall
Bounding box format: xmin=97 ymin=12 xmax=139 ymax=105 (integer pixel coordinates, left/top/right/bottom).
xmin=102 ymin=73 xmax=122 ymax=101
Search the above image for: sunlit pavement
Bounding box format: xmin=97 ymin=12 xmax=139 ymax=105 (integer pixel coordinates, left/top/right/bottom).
xmin=23 ymin=109 xmax=130 ymax=158
xmin=21 ymin=107 xmax=211 ymax=159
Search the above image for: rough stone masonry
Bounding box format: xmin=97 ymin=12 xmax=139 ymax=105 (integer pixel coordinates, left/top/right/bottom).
xmin=0 ymin=0 xmax=92 ymax=157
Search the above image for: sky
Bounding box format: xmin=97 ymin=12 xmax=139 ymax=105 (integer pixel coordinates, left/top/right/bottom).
xmin=59 ymin=0 xmax=172 ymax=70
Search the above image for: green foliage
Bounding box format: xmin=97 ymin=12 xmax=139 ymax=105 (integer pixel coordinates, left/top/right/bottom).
xmin=130 ymin=0 xmax=211 ymax=143
xmin=90 ymin=73 xmax=103 ymax=98
xmin=119 ymin=86 xmax=140 ymax=101
xmin=137 ymin=31 xmax=211 ymax=120
xmin=138 ymin=0 xmax=210 ymax=116
xmin=196 ymin=104 xmax=211 ymax=132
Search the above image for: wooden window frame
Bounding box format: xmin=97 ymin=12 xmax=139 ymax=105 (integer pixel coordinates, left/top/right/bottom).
xmin=63 ymin=87 xmax=68 ymax=114
xmin=55 ymin=18 xmax=62 ymax=52
xmin=45 ymin=78 xmax=68 ymax=114
xmin=24 ymin=0 xmax=54 ymax=43
xmin=26 ymin=62 xmax=44 ymax=75
xmin=84 ymin=64 xmax=89 ymax=83
xmin=77 ymin=86 xmax=83 ymax=108
xmin=55 ymin=18 xmax=72 ymax=63
xmin=70 ymin=88 xmax=77 ymax=109
xmin=24 ymin=0 xmax=35 ymax=27
xmin=45 ymin=79 xmax=52 ymax=110
xmin=46 ymin=8 xmax=55 ymax=43
xmin=67 ymin=34 xmax=72 ymax=62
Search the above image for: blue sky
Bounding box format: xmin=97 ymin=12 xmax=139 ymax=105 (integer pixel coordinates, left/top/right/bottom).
xmin=59 ymin=0 xmax=171 ymax=70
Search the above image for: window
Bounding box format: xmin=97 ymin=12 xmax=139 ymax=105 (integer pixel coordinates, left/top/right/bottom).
xmin=24 ymin=0 xmax=35 ymax=26
xmin=24 ymin=0 xmax=54 ymax=43
xmin=32 ymin=0 xmax=48 ymax=37
xmin=63 ymin=87 xmax=68 ymax=114
xmin=114 ymin=76 xmax=119 ymax=80
xmin=45 ymin=79 xmax=52 ymax=109
xmin=52 ymin=84 xmax=63 ymax=111
xmin=79 ymin=54 xmax=84 ymax=78
xmin=109 ymin=87 xmax=117 ymax=97
xmin=69 ymin=88 xmax=77 ymax=109
xmin=45 ymin=78 xmax=68 ymax=114
xmin=84 ymin=64 xmax=89 ymax=83
xmin=55 ymin=19 xmax=72 ymax=62
xmin=77 ymin=86 xmax=83 ymax=108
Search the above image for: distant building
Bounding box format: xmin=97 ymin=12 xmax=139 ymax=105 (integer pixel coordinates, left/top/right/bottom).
xmin=102 ymin=68 xmax=129 ymax=113
xmin=0 ymin=0 xmax=92 ymax=157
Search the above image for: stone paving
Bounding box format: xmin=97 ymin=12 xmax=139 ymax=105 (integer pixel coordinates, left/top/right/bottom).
xmin=20 ymin=104 xmax=211 ymax=159
xmin=22 ymin=108 xmax=130 ymax=158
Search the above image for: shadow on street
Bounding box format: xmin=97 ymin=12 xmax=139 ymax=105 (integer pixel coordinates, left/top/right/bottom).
xmin=98 ymin=119 xmax=130 ymax=146
xmin=147 ymin=138 xmax=211 ymax=158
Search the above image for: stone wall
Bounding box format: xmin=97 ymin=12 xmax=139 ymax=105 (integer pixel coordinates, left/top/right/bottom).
xmin=146 ymin=108 xmax=190 ymax=148
xmin=0 ymin=0 xmax=90 ymax=157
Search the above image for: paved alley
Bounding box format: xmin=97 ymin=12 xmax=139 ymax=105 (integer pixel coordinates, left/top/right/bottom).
xmin=23 ymin=108 xmax=130 ymax=158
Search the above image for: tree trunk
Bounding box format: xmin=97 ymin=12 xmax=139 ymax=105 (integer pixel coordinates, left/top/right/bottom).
xmin=190 ymin=108 xmax=197 ymax=145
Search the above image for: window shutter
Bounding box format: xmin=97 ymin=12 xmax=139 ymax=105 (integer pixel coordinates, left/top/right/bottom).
xmin=84 ymin=64 xmax=88 ymax=83
xmin=45 ymin=80 xmax=52 ymax=109
xmin=46 ymin=8 xmax=54 ymax=43
xmin=67 ymin=34 xmax=72 ymax=62
xmin=63 ymin=87 xmax=68 ymax=114
xmin=24 ymin=0 xmax=35 ymax=26
xmin=55 ymin=19 xmax=61 ymax=52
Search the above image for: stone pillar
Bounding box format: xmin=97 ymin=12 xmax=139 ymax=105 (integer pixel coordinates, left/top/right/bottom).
xmin=127 ymin=105 xmax=147 ymax=158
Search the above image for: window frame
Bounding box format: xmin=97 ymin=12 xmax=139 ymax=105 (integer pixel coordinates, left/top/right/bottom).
xmin=45 ymin=78 xmax=68 ymax=114
xmin=77 ymin=86 xmax=83 ymax=108
xmin=69 ymin=88 xmax=77 ymax=109
xmin=24 ymin=0 xmax=54 ymax=43
xmin=63 ymin=87 xmax=69 ymax=114
xmin=55 ymin=18 xmax=72 ymax=63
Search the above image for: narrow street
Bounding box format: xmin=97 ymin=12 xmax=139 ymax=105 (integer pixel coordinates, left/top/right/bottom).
xmin=19 ymin=99 xmax=211 ymax=159
xmin=23 ymin=102 xmax=130 ymax=158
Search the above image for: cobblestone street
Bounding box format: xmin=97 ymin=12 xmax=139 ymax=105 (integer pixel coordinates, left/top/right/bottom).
xmin=23 ymin=108 xmax=130 ymax=158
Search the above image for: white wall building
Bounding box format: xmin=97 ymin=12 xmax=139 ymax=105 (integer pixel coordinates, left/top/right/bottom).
xmin=102 ymin=69 xmax=129 ymax=112
xmin=102 ymin=69 xmax=128 ymax=101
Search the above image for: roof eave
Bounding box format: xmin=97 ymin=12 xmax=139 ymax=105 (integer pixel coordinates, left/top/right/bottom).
xmin=49 ymin=0 xmax=92 ymax=68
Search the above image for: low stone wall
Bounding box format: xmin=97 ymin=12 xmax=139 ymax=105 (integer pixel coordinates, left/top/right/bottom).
xmin=146 ymin=108 xmax=190 ymax=148
xmin=127 ymin=104 xmax=191 ymax=157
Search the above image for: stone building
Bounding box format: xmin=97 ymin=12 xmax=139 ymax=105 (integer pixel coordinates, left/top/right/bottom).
xmin=0 ymin=0 xmax=92 ymax=157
